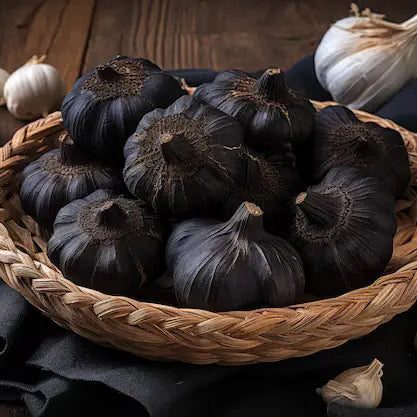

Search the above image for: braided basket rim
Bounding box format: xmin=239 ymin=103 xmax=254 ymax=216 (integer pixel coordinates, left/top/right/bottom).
xmin=0 ymin=102 xmax=417 ymax=365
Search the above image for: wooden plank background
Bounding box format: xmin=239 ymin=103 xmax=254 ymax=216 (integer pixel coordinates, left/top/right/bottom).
xmin=0 ymin=0 xmax=415 ymax=142
xmin=0 ymin=0 xmax=416 ymax=415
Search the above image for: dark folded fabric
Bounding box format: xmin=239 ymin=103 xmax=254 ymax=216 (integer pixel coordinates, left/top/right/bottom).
xmin=285 ymin=54 xmax=332 ymax=102
xmin=1 ymin=58 xmax=417 ymax=417
xmin=26 ymin=329 xmax=235 ymax=417
xmin=0 ymin=282 xmax=42 ymax=368
xmin=376 ymin=79 xmax=417 ymax=132
xmin=327 ymin=405 xmax=417 ymax=417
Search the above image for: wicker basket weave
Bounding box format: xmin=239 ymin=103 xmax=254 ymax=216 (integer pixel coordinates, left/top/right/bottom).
xmin=0 ymin=101 xmax=417 ymax=365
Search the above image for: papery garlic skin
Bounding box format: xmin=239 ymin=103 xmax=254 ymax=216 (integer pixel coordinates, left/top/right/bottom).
xmin=48 ymin=189 xmax=165 ymax=296
xmin=317 ymin=359 xmax=383 ymax=408
xmin=167 ymin=202 xmax=305 ymax=311
xmin=0 ymin=68 xmax=10 ymax=106
xmin=315 ymin=9 xmax=417 ymax=112
xmin=4 ymin=62 xmax=66 ymax=120
xmin=290 ymin=167 xmax=396 ymax=296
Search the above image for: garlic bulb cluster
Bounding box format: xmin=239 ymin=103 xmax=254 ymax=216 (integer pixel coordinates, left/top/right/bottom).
xmin=317 ymin=359 xmax=384 ymax=408
xmin=15 ymin=53 xmax=409 ymax=309
xmin=4 ymin=55 xmax=66 ymax=120
xmin=315 ymin=4 xmax=417 ymax=111
xmin=0 ymin=68 xmax=10 ymax=106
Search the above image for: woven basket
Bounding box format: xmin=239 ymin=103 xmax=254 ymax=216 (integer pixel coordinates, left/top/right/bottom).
xmin=1 ymin=101 xmax=417 ymax=365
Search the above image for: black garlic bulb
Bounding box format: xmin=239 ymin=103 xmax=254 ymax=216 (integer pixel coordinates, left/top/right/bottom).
xmin=20 ymin=133 xmax=124 ymax=230
xmin=48 ymin=189 xmax=165 ymax=296
xmin=224 ymin=148 xmax=302 ymax=236
xmin=123 ymin=95 xmax=245 ymax=219
xmin=62 ymin=56 xmax=185 ymax=160
xmin=194 ymin=68 xmax=315 ymax=149
xmin=313 ymin=105 xmax=410 ymax=198
xmin=166 ymin=202 xmax=305 ymax=311
xmin=290 ymin=167 xmax=396 ymax=297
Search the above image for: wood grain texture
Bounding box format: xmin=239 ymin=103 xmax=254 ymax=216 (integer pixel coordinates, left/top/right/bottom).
xmin=0 ymin=0 xmax=415 ymax=141
xmin=0 ymin=0 xmax=94 ymax=85
xmin=82 ymin=0 xmax=417 ymax=71
xmin=0 ymin=0 xmax=94 ymax=141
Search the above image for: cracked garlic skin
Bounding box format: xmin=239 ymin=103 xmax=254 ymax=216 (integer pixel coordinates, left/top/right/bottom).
xmin=224 ymin=147 xmax=303 ymax=236
xmin=62 ymin=56 xmax=185 ymax=161
xmin=290 ymin=167 xmax=396 ymax=297
xmin=166 ymin=201 xmax=305 ymax=312
xmin=48 ymin=189 xmax=165 ymax=296
xmin=194 ymin=68 xmax=315 ymax=149
xmin=312 ymin=105 xmax=410 ymax=198
xmin=20 ymin=134 xmax=124 ymax=231
xmin=317 ymin=359 xmax=383 ymax=408
xmin=123 ymin=95 xmax=245 ymax=219
xmin=4 ymin=57 xmax=65 ymax=120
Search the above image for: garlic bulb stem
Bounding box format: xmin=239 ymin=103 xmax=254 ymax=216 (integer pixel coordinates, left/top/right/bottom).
xmin=24 ymin=55 xmax=47 ymax=66
xmin=96 ymin=201 xmax=127 ymax=227
xmin=254 ymin=68 xmax=288 ymax=100
xmin=160 ymin=133 xmax=193 ymax=164
xmin=97 ymin=64 xmax=121 ymax=82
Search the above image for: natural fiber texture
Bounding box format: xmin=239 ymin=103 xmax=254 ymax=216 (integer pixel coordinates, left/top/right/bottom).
xmin=0 ymin=105 xmax=417 ymax=365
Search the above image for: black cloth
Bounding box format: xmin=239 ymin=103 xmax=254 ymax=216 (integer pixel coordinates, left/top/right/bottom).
xmin=1 ymin=57 xmax=417 ymax=417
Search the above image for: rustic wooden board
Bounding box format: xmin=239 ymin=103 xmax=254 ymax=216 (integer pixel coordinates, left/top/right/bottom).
xmin=0 ymin=0 xmax=94 ymax=141
xmin=0 ymin=0 xmax=94 ymax=86
xmin=1 ymin=0 xmax=416 ymax=141
xmin=82 ymin=0 xmax=417 ymax=71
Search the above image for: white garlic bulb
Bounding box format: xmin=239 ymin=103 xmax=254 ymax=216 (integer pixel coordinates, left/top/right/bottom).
xmin=0 ymin=68 xmax=10 ymax=106
xmin=315 ymin=4 xmax=417 ymax=112
xmin=317 ymin=359 xmax=383 ymax=409
xmin=4 ymin=55 xmax=66 ymax=120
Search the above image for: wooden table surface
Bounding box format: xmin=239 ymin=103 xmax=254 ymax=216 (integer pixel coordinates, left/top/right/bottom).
xmin=0 ymin=0 xmax=416 ymax=415
xmin=0 ymin=0 xmax=416 ymax=144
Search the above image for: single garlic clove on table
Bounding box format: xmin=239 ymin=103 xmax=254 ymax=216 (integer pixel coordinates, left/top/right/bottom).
xmin=317 ymin=359 xmax=384 ymax=408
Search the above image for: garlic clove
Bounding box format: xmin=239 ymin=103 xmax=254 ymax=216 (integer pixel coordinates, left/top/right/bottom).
xmin=317 ymin=359 xmax=384 ymax=408
xmin=4 ymin=56 xmax=66 ymax=120
xmin=0 ymin=68 xmax=10 ymax=106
